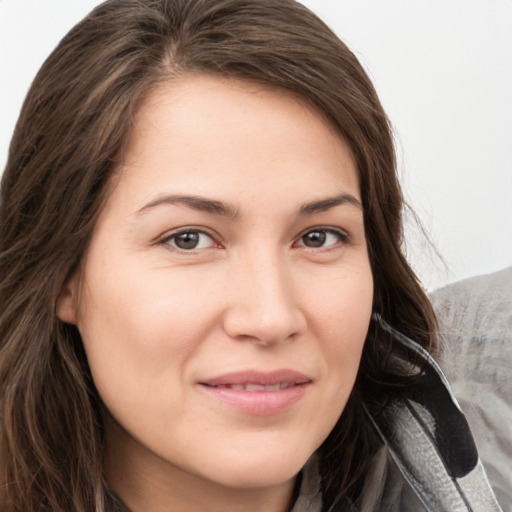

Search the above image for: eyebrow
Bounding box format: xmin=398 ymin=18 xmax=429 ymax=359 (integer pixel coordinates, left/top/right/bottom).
xmin=137 ymin=192 xmax=362 ymax=219
xmin=137 ymin=194 xmax=241 ymax=219
xmin=298 ymin=193 xmax=363 ymax=215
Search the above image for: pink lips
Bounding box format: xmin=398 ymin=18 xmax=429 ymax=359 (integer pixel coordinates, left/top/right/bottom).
xmin=199 ymin=370 xmax=311 ymax=416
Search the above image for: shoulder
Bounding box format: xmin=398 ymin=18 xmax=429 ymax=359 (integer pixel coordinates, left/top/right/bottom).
xmin=431 ymin=266 xmax=512 ymax=336
xmin=431 ymin=267 xmax=512 ymax=510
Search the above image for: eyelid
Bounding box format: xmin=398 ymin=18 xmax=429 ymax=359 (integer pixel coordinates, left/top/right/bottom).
xmin=158 ymin=226 xmax=222 ymax=251
xmin=293 ymin=226 xmax=350 ymax=248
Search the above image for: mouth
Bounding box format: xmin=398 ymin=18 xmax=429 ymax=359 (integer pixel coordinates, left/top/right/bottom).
xmin=200 ymin=369 xmax=311 ymax=389
xmin=205 ymin=382 xmax=300 ymax=391
xmin=198 ymin=370 xmax=312 ymax=415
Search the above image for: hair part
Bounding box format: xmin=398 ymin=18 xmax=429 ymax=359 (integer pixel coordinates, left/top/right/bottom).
xmin=0 ymin=1 xmax=437 ymax=510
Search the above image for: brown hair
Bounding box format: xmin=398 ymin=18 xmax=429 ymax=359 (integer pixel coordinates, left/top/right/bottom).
xmin=0 ymin=0 xmax=437 ymax=510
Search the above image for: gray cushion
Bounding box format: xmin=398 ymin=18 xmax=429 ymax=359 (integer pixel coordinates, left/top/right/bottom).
xmin=431 ymin=267 xmax=512 ymax=510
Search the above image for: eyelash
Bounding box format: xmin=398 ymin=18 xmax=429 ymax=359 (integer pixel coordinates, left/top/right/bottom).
xmin=160 ymin=228 xmax=219 ymax=252
xmin=159 ymin=226 xmax=350 ymax=253
xmin=294 ymin=227 xmax=350 ymax=249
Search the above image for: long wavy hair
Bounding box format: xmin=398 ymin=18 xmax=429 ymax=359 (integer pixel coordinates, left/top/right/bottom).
xmin=0 ymin=0 xmax=437 ymax=510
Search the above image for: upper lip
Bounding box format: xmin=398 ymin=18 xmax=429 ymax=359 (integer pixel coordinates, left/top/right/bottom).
xmin=199 ymin=369 xmax=312 ymax=387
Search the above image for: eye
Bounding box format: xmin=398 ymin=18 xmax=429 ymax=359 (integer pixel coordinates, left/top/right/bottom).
xmin=295 ymin=228 xmax=347 ymax=248
xmin=163 ymin=230 xmax=217 ymax=251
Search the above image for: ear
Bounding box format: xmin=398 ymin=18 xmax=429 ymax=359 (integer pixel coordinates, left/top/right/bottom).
xmin=56 ymin=273 xmax=79 ymax=325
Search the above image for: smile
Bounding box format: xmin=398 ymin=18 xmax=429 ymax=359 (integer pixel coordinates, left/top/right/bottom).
xmin=207 ymin=382 xmax=297 ymax=391
xmin=199 ymin=370 xmax=312 ymax=415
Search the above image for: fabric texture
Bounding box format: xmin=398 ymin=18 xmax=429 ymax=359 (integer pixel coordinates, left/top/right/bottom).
xmin=363 ymin=316 xmax=502 ymax=512
xmin=432 ymin=267 xmax=512 ymax=511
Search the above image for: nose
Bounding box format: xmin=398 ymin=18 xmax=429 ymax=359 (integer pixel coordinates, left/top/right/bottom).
xmin=222 ymin=251 xmax=306 ymax=346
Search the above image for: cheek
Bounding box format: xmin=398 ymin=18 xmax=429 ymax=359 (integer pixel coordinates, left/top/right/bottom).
xmin=75 ymin=262 xmax=222 ymax=413
xmin=308 ymin=263 xmax=373 ymax=388
xmin=291 ymin=266 xmax=373 ymax=454
xmin=307 ymin=261 xmax=373 ymax=341
xmin=79 ymin=253 xmax=220 ymax=344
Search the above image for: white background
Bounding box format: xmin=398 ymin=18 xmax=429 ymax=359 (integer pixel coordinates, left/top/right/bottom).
xmin=1 ymin=0 xmax=511 ymax=290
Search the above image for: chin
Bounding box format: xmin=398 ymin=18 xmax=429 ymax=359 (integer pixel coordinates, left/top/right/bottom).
xmin=214 ymin=467 xmax=301 ymax=490
xmin=201 ymin=444 xmax=314 ymax=489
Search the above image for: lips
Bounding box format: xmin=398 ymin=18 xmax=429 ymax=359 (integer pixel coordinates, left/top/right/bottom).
xmin=198 ymin=370 xmax=311 ymax=415
xmin=209 ymin=382 xmax=295 ymax=391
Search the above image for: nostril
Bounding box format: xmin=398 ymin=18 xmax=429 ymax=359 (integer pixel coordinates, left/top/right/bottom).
xmin=232 ymin=329 xmax=300 ymax=347
xmin=234 ymin=334 xmax=274 ymax=346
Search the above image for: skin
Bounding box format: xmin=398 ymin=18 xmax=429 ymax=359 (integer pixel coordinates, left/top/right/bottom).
xmin=57 ymin=75 xmax=374 ymax=512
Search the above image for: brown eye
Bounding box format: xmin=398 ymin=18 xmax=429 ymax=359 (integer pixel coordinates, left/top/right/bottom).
xmin=296 ymin=229 xmax=346 ymax=248
xmin=165 ymin=230 xmax=215 ymax=251
xmin=302 ymin=231 xmax=327 ymax=247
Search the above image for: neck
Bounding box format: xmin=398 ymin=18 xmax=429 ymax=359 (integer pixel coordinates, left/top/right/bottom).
xmin=104 ymin=419 xmax=298 ymax=512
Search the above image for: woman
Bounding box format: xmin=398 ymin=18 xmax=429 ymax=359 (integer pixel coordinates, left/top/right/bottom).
xmin=0 ymin=1 xmax=501 ymax=511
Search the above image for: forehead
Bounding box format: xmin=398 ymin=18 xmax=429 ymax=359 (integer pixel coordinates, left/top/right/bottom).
xmin=110 ymin=74 xmax=360 ymax=214
xmin=128 ymin=75 xmax=350 ymax=154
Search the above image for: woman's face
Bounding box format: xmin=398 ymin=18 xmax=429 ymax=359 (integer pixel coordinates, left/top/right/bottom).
xmin=58 ymin=75 xmax=373 ymax=497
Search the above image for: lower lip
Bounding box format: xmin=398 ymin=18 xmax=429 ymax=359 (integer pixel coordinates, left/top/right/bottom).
xmin=199 ymin=383 xmax=309 ymax=416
